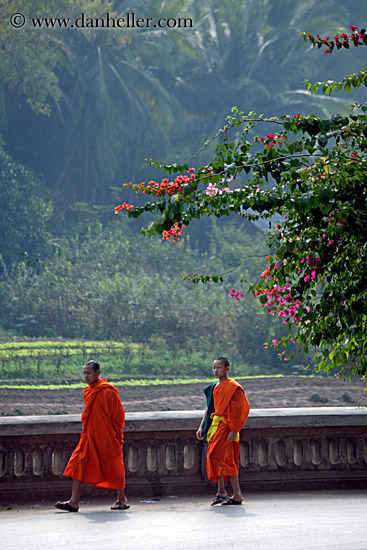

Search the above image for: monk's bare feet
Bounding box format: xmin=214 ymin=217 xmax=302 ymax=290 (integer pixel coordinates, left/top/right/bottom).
xmin=111 ymin=500 xmax=130 ymax=510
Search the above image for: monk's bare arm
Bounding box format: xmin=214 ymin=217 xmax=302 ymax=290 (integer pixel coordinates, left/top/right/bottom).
xmin=196 ymin=409 xmax=207 ymax=441
xmin=227 ymin=387 xmax=250 ymax=440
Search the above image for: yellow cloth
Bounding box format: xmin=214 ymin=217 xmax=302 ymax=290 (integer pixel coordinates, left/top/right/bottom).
xmin=206 ymin=379 xmax=250 ymax=483
xmin=206 ymin=413 xmax=239 ymax=443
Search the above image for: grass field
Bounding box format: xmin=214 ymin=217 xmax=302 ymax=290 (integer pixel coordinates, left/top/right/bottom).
xmin=0 ymin=374 xmax=293 ymax=390
xmin=0 ymin=339 xmax=300 ymax=387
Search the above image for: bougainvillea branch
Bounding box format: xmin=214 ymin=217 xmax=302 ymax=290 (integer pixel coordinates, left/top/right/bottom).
xmin=115 ymin=29 xmax=367 ymax=382
xmin=301 ymin=25 xmax=367 ymax=54
xmin=303 ymin=26 xmax=367 ymax=96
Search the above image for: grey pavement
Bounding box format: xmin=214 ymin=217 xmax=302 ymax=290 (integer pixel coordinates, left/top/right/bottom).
xmin=1 ymin=490 xmax=367 ymax=550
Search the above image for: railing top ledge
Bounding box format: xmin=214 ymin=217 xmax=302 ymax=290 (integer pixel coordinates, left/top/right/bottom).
xmin=0 ymin=407 xmax=366 ymax=437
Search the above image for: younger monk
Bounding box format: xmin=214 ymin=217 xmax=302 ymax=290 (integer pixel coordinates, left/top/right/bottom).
xmin=196 ymin=357 xmax=250 ymax=506
xmin=55 ymin=360 xmax=129 ymax=512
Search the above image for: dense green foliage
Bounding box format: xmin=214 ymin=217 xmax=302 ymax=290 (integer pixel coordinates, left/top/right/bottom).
xmin=0 ymin=0 xmax=74 ymax=114
xmin=0 ymin=138 xmax=52 ymax=270
xmin=0 ymin=220 xmax=296 ymax=374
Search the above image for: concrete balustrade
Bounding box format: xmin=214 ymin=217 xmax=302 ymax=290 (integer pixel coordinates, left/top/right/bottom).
xmin=1 ymin=407 xmax=367 ymax=502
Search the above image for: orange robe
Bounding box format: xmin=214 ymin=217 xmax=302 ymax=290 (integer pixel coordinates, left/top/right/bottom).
xmin=64 ymin=378 xmax=126 ymax=490
xmin=206 ymin=378 xmax=250 ymax=482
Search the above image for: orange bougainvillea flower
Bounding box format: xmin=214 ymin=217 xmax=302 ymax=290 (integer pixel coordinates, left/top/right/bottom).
xmin=162 ymin=223 xmax=185 ymax=242
xmin=122 ymin=169 xmax=196 ymax=199
xmin=114 ymin=202 xmax=134 ymax=214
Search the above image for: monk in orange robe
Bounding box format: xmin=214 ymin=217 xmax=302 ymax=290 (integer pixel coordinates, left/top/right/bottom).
xmin=55 ymin=360 xmax=129 ymax=512
xmin=196 ymin=357 xmax=250 ymax=506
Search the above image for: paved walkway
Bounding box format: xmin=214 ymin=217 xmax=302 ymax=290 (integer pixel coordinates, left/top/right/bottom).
xmin=2 ymin=490 xmax=367 ymax=550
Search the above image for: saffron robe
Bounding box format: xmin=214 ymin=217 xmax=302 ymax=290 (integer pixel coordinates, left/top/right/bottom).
xmin=205 ymin=378 xmax=250 ymax=482
xmin=63 ymin=378 xmax=126 ymax=490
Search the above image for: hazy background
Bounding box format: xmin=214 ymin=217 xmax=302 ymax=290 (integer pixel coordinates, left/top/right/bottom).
xmin=0 ymin=0 xmax=366 ymax=378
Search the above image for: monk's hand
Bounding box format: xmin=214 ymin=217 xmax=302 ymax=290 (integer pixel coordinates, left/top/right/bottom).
xmin=227 ymin=431 xmax=237 ymax=441
xmin=196 ymin=427 xmax=204 ymax=441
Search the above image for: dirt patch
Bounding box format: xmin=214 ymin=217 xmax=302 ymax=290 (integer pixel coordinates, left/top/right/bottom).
xmin=0 ymin=376 xmax=365 ymax=416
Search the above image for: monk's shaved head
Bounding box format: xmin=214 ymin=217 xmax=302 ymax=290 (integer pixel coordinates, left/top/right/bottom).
xmin=85 ymin=360 xmax=100 ymax=372
xmin=215 ymin=357 xmax=230 ymax=368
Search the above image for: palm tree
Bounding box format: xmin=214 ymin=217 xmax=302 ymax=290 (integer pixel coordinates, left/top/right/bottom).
xmin=175 ymin=0 xmax=351 ymax=143
xmin=1 ymin=0 xmax=202 ymax=203
xmin=0 ymin=0 xmax=361 ymax=205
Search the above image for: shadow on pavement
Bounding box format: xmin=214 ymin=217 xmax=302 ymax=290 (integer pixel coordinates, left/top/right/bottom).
xmin=77 ymin=511 xmax=130 ymax=523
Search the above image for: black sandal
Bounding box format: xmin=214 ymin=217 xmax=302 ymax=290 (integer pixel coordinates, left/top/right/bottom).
xmin=211 ymin=495 xmax=228 ymax=506
xmin=221 ymin=497 xmax=242 ymax=506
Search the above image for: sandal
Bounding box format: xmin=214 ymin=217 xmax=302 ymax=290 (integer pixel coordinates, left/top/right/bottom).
xmin=111 ymin=501 xmax=130 ymax=510
xmin=211 ymin=495 xmax=228 ymax=506
xmin=54 ymin=501 xmax=79 ymax=512
xmin=221 ymin=497 xmax=242 ymax=506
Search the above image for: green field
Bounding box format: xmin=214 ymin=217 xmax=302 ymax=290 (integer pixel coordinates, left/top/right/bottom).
xmin=0 ymin=374 xmax=294 ymax=390
xmin=0 ymin=339 xmax=306 ymax=387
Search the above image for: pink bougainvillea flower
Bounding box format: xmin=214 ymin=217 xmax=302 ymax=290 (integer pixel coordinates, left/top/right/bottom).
xmin=206 ymin=182 xmax=218 ymax=196
xmin=229 ymin=288 xmax=243 ymax=301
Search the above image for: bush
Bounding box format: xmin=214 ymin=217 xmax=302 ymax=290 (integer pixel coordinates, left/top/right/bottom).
xmin=0 ymin=136 xmax=52 ymax=271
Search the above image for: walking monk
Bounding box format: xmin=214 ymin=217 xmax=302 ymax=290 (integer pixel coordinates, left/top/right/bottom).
xmin=196 ymin=357 xmax=250 ymax=506
xmin=55 ymin=360 xmax=129 ymax=512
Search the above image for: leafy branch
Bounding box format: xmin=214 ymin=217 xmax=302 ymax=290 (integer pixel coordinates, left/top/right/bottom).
xmin=305 ymin=67 xmax=367 ymax=96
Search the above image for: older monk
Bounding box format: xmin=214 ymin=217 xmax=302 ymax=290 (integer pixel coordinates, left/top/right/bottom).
xmin=55 ymin=360 xmax=129 ymax=512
